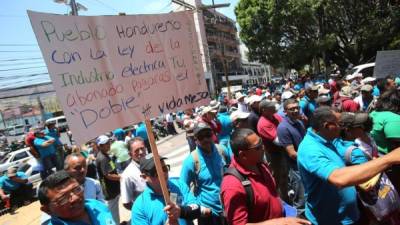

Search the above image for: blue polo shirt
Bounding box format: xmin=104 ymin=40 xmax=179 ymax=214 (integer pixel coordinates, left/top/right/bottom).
xmin=333 ymin=139 xmax=369 ymax=165
xmin=34 ymin=136 xmax=56 ymax=159
xmin=0 ymin=172 xmax=28 ymax=193
xmin=297 ymin=129 xmax=359 ymax=225
xmin=48 ymin=199 xmax=115 ymax=225
xmin=180 ymin=144 xmax=224 ymax=215
xmin=277 ymin=116 xmax=306 ymax=169
xmin=217 ymin=112 xmax=233 ymax=142
xmin=299 ymin=96 xmax=316 ymax=119
xmin=45 ymin=128 xmax=62 ymax=146
xmin=131 ymin=178 xmax=197 ymax=225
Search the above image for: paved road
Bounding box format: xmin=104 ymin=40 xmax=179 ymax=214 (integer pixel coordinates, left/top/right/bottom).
xmin=0 ymin=131 xmax=190 ymax=225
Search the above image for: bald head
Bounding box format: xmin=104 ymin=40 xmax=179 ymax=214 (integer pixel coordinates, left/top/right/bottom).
xmin=64 ymin=153 xmax=87 ymax=184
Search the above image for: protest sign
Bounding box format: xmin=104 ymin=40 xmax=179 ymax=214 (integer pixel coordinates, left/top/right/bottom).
xmin=373 ymin=50 xmax=400 ymax=78
xmin=28 ymin=11 xmax=209 ymax=144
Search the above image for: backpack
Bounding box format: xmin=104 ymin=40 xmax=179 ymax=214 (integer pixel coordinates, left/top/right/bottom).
xmin=344 ymin=146 xmax=400 ymax=222
xmin=223 ymin=167 xmax=254 ymax=210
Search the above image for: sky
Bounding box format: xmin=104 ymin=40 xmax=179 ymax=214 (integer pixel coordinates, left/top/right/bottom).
xmin=0 ymin=0 xmax=239 ymax=90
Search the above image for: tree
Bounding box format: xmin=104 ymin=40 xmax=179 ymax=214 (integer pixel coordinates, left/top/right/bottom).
xmin=235 ymin=0 xmax=400 ymax=71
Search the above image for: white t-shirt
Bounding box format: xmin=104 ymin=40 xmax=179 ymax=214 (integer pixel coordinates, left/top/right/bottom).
xmin=120 ymin=160 xmax=146 ymax=204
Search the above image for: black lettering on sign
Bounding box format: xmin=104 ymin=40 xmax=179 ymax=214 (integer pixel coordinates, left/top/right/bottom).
xmin=158 ymin=91 xmax=209 ymax=114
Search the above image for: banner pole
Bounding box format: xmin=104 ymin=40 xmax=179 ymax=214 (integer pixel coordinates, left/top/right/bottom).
xmin=144 ymin=119 xmax=171 ymax=205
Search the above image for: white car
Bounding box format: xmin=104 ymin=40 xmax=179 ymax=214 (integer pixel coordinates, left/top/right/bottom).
xmin=349 ymin=63 xmax=375 ymax=78
xmin=0 ymin=148 xmax=35 ymax=175
xmin=17 ymin=158 xmax=42 ymax=185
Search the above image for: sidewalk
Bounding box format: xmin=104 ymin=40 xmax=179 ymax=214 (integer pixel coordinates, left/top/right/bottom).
xmin=0 ymin=129 xmax=188 ymax=225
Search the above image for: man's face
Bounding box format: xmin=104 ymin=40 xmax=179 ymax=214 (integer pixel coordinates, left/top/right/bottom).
xmin=143 ymin=160 xmax=169 ymax=190
xmin=42 ymin=179 xmax=85 ymax=220
xmin=98 ymin=141 xmax=111 ymax=154
xmin=240 ymin=133 xmax=264 ymax=164
xmin=65 ymin=156 xmax=87 ymax=185
xmin=195 ymin=129 xmax=214 ymax=148
xmin=361 ymin=90 xmax=372 ymax=99
xmin=252 ymin=102 xmax=260 ymax=112
xmin=285 ymin=103 xmax=300 ymax=119
xmin=325 ymin=112 xmax=341 ymax=140
xmin=129 ymin=141 xmax=147 ymax=162
xmin=309 ymin=90 xmax=318 ymax=99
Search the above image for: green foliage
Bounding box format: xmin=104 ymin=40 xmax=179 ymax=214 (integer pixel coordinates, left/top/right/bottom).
xmin=235 ymin=0 xmax=400 ymax=70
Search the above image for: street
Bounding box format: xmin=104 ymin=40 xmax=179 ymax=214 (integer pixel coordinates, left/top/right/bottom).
xmin=0 ymin=130 xmax=190 ymax=225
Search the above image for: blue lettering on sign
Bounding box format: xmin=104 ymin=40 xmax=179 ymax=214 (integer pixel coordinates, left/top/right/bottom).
xmin=51 ymin=50 xmax=81 ymax=64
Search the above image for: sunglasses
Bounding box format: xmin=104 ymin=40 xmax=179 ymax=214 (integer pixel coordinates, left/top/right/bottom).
xmin=51 ymin=185 xmax=84 ymax=206
xmin=286 ymin=106 xmax=299 ymax=112
xmin=246 ymin=139 xmax=264 ymax=151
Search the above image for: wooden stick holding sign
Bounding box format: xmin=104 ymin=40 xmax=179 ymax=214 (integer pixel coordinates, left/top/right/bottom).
xmin=143 ymin=119 xmax=172 ymax=202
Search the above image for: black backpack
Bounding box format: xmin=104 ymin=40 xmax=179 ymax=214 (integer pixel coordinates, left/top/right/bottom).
xmin=223 ymin=167 xmax=254 ymax=210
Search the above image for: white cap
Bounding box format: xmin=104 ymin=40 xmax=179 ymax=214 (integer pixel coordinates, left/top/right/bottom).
xmin=318 ymin=88 xmax=330 ymax=95
xmin=247 ymin=95 xmax=263 ymax=106
xmin=235 ymin=92 xmax=245 ymax=100
xmin=230 ymin=111 xmax=250 ymax=122
xmin=353 ymin=73 xmax=363 ymax=78
xmin=346 ymin=74 xmax=354 ymax=80
xmin=282 ymin=91 xmax=294 ymax=100
xmin=96 ymin=135 xmax=110 ymax=145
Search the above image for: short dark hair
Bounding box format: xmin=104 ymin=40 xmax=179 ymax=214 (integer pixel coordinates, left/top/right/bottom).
xmin=283 ymin=99 xmax=298 ymax=110
xmin=310 ymin=106 xmax=337 ymax=130
xmin=38 ymin=170 xmax=73 ymax=205
xmin=375 ymin=88 xmax=400 ymax=114
xmin=127 ymin=137 xmax=145 ymax=152
xmin=230 ymin=128 xmax=255 ymax=157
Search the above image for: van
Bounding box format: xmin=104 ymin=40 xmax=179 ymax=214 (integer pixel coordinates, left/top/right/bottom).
xmin=46 ymin=116 xmax=68 ymax=132
xmin=6 ymin=125 xmax=25 ymax=136
xmin=349 ymin=63 xmax=375 ymax=78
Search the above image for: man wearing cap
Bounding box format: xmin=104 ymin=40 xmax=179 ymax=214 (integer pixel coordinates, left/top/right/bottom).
xmin=247 ymin=95 xmax=263 ymax=134
xmin=299 ymin=85 xmax=318 ymax=120
xmin=180 ymin=123 xmax=226 ymax=225
xmin=135 ymin=122 xmax=151 ymax=153
xmin=198 ymin=106 xmax=221 ymax=143
xmin=45 ymin=121 xmax=64 ymax=170
xmin=132 ymin=154 xmax=205 ymax=225
xmin=95 ymin=135 xmax=121 ymax=224
xmin=0 ymin=167 xmax=33 ymax=210
xmin=351 ymin=73 xmax=363 ymax=88
xmin=221 ymin=128 xmax=311 ymax=225
xmin=354 ymin=84 xmax=374 ymax=112
xmin=297 ymin=107 xmax=400 ymax=224
xmin=277 ymin=99 xmax=306 ymax=215
xmin=33 ymin=128 xmax=58 ymax=179
xmin=257 ymin=100 xmax=288 ymax=201
xmin=235 ymin=92 xmax=248 ymax=113
xmin=333 ymin=86 xmax=360 ymax=112
xmin=120 ymin=137 xmax=147 ymax=210
xmin=230 ymin=110 xmax=251 ymax=129
xmin=183 ymin=108 xmax=198 ymax=152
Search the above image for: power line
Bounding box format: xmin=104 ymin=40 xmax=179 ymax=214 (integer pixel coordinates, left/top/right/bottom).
xmin=0 ymin=44 xmax=38 ymax=47
xmin=0 ymin=57 xmax=43 ymax=62
xmin=0 ymin=66 xmax=47 ymax=72
xmin=158 ymin=1 xmax=172 ymax=13
xmin=89 ymin=0 xmax=119 ymax=13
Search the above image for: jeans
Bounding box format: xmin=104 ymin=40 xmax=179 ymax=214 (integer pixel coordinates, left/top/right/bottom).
xmin=265 ymin=150 xmax=289 ymax=202
xmin=198 ymin=214 xmax=226 ymax=225
xmin=40 ymin=154 xmax=57 ymax=179
xmin=55 ymin=145 xmax=64 ymax=171
xmin=288 ymin=168 xmax=305 ymax=217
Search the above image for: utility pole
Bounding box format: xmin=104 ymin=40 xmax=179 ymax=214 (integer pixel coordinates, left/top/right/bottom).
xmin=70 ymin=0 xmax=78 ymax=15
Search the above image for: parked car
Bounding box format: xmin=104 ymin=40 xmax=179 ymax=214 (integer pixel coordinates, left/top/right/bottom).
xmin=17 ymin=158 xmax=42 ymax=185
xmin=0 ymin=147 xmax=34 ymax=175
xmin=46 ymin=116 xmax=68 ymax=132
xmin=349 ymin=62 xmax=375 ymax=78
xmin=5 ymin=125 xmax=25 ymax=136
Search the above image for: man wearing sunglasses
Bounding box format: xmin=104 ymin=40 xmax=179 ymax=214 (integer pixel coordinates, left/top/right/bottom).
xmin=38 ymin=170 xmax=115 ymax=225
xmin=221 ymin=128 xmax=311 ymax=225
xmin=180 ymin=122 xmax=226 ymax=225
xmin=132 ymin=154 xmax=203 ymax=225
xmin=277 ymin=99 xmax=306 ymax=216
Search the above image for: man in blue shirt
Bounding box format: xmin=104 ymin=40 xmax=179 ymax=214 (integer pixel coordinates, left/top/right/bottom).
xmin=38 ymin=170 xmax=115 ymax=225
xmin=135 ymin=122 xmax=151 ymax=153
xmin=298 ymin=107 xmax=400 ymax=225
xmin=277 ymin=99 xmax=306 ymax=216
xmin=180 ymin=123 xmax=225 ymax=225
xmin=34 ymin=128 xmax=58 ymax=179
xmin=132 ymin=154 xmax=205 ymax=225
xmin=0 ymin=167 xmax=33 ymax=210
xmin=45 ymin=121 xmax=64 ymax=170
xmin=299 ymin=86 xmax=318 ymax=120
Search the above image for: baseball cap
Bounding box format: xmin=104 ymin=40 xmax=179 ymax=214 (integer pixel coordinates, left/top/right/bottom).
xmin=307 ymin=85 xmax=320 ymax=92
xmin=7 ymin=167 xmax=17 ymax=177
xmin=96 ymin=135 xmax=110 ymax=145
xmin=282 ymin=91 xmax=294 ymax=101
xmin=209 ymin=100 xmax=220 ymax=110
xmin=353 ymin=73 xmax=363 ymax=78
xmin=362 ymin=77 xmax=376 ymax=84
xmin=247 ymin=95 xmax=262 ymax=106
xmin=339 ymin=86 xmax=353 ymax=98
xmin=360 ymin=84 xmax=373 ymax=92
xmin=318 ymin=87 xmax=330 ymax=95
xmin=339 ymin=112 xmax=369 ymax=128
xmin=346 ymin=74 xmax=354 ymax=80
xmin=316 ymin=95 xmax=331 ymax=104
xmin=139 ymin=153 xmax=167 ymax=175
xmin=193 ymin=122 xmax=212 ymax=136
xmin=259 ymin=100 xmax=277 ymax=110
xmin=235 ymin=92 xmax=245 ymax=100
xmin=201 ymin=106 xmax=217 ymax=115
xmin=230 ymin=111 xmax=250 ymax=122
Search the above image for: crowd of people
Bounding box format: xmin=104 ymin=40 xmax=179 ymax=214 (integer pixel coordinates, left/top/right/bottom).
xmin=4 ymin=72 xmax=400 ymax=225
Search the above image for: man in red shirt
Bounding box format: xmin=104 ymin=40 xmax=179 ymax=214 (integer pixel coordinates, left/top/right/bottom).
xmin=257 ymin=100 xmax=289 ymax=202
xmin=333 ymin=86 xmax=360 ymax=112
xmin=221 ymin=128 xmax=310 ymax=225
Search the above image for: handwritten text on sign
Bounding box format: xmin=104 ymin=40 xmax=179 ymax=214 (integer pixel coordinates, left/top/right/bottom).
xmin=28 ymin=11 xmax=209 ymax=144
